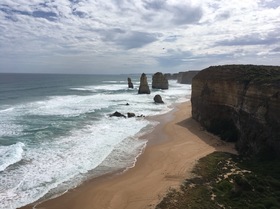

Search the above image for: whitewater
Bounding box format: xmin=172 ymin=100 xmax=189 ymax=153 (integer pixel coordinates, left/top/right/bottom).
xmin=0 ymin=73 xmax=191 ymax=209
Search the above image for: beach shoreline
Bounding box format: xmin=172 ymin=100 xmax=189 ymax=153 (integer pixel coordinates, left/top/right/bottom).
xmin=21 ymin=101 xmax=236 ymax=209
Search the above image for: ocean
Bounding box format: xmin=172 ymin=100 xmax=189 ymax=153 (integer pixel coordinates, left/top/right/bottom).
xmin=0 ymin=73 xmax=191 ymax=209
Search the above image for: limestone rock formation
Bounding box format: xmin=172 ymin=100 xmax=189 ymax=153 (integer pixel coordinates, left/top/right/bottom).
xmin=154 ymin=94 xmax=164 ymax=103
xmin=138 ymin=73 xmax=150 ymax=94
xmin=177 ymin=71 xmax=199 ymax=84
xmin=127 ymin=77 xmax=134 ymax=88
xmin=152 ymin=72 xmax=168 ymax=89
xmin=191 ymin=65 xmax=280 ymax=157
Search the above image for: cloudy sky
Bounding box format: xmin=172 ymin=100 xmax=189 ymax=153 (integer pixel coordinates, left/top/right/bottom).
xmin=0 ymin=0 xmax=279 ymax=74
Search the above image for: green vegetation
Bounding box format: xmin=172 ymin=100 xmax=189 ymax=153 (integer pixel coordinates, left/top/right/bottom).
xmin=156 ymin=152 xmax=280 ymax=209
xmin=207 ymin=65 xmax=280 ymax=84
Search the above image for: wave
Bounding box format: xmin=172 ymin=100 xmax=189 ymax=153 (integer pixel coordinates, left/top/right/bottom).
xmin=102 ymin=81 xmax=126 ymax=84
xmin=70 ymin=84 xmax=128 ymax=92
xmin=0 ymin=142 xmax=25 ymax=172
xmin=0 ymin=117 xmax=150 ymax=208
xmin=69 ymin=88 xmax=97 ymax=93
xmin=0 ymin=85 xmax=57 ymax=95
xmin=0 ymin=122 xmax=24 ymax=137
xmin=0 ymin=79 xmax=192 ymax=208
xmin=0 ymin=106 xmax=14 ymax=113
xmin=91 ymin=84 xmax=128 ymax=91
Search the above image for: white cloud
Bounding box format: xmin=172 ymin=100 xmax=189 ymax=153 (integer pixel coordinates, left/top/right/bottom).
xmin=0 ymin=0 xmax=279 ymax=74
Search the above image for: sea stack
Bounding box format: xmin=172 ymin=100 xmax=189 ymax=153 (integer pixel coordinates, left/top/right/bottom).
xmin=138 ymin=73 xmax=150 ymax=94
xmin=127 ymin=77 xmax=134 ymax=88
xmin=152 ymin=72 xmax=168 ymax=89
xmin=154 ymin=94 xmax=164 ymax=103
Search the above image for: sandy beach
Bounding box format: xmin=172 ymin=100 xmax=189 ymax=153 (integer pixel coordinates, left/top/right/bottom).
xmin=22 ymin=101 xmax=236 ymax=209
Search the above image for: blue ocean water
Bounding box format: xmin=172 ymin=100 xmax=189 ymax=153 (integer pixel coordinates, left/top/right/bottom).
xmin=0 ymin=73 xmax=191 ymax=209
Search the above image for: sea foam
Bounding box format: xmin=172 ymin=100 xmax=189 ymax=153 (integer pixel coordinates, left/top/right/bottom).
xmin=0 ymin=77 xmax=191 ymax=209
xmin=0 ymin=142 xmax=25 ymax=172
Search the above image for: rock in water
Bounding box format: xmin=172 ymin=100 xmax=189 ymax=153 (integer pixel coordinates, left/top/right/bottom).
xmin=127 ymin=112 xmax=136 ymax=118
xmin=109 ymin=111 xmax=126 ymax=118
xmin=128 ymin=77 xmax=134 ymax=88
xmin=191 ymin=64 xmax=280 ymax=158
xmin=138 ymin=73 xmax=150 ymax=94
xmin=154 ymin=94 xmax=164 ymax=103
xmin=152 ymin=72 xmax=168 ymax=89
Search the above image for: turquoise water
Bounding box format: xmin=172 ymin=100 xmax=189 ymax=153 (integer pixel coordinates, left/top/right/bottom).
xmin=0 ymin=73 xmax=191 ymax=209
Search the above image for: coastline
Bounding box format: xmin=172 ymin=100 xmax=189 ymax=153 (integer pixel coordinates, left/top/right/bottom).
xmin=21 ymin=101 xmax=236 ymax=209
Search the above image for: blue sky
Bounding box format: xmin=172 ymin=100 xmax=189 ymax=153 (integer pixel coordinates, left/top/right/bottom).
xmin=0 ymin=0 xmax=279 ymax=74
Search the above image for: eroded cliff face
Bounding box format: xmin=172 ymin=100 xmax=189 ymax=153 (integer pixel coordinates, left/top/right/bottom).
xmin=191 ymin=65 xmax=280 ymax=157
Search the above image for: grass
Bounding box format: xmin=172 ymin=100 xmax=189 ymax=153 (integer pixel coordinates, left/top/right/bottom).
xmin=156 ymin=152 xmax=280 ymax=209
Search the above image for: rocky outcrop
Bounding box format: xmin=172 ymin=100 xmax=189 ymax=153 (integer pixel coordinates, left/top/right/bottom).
xmin=191 ymin=65 xmax=280 ymax=157
xmin=138 ymin=73 xmax=150 ymax=94
xmin=154 ymin=94 xmax=164 ymax=103
xmin=177 ymin=71 xmax=199 ymax=84
xmin=110 ymin=111 xmax=126 ymax=118
xmin=128 ymin=77 xmax=134 ymax=88
xmin=127 ymin=112 xmax=135 ymax=118
xmin=152 ymin=72 xmax=168 ymax=89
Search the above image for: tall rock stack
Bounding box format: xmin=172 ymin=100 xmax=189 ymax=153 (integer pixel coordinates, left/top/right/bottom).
xmin=127 ymin=77 xmax=134 ymax=88
xmin=152 ymin=72 xmax=168 ymax=89
xmin=138 ymin=73 xmax=150 ymax=94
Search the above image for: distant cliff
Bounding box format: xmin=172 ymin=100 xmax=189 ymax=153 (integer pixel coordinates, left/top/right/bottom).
xmin=164 ymin=73 xmax=178 ymax=80
xmin=164 ymin=71 xmax=199 ymax=84
xmin=177 ymin=71 xmax=199 ymax=84
xmin=191 ymin=65 xmax=280 ymax=157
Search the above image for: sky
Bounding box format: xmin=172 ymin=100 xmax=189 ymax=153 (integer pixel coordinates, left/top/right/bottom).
xmin=0 ymin=0 xmax=279 ymax=74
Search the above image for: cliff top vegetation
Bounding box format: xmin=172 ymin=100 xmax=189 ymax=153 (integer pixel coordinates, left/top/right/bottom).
xmin=195 ymin=65 xmax=280 ymax=85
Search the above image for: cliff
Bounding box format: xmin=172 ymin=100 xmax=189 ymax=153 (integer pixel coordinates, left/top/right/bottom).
xmin=191 ymin=65 xmax=280 ymax=157
xmin=177 ymin=71 xmax=199 ymax=84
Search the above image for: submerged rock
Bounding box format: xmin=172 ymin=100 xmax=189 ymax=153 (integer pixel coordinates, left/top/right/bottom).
xmin=138 ymin=73 xmax=150 ymax=94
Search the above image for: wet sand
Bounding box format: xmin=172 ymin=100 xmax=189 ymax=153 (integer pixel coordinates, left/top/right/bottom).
xmin=22 ymin=101 xmax=236 ymax=209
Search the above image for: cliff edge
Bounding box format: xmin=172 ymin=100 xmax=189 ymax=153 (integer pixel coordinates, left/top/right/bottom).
xmin=191 ymin=65 xmax=280 ymax=157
